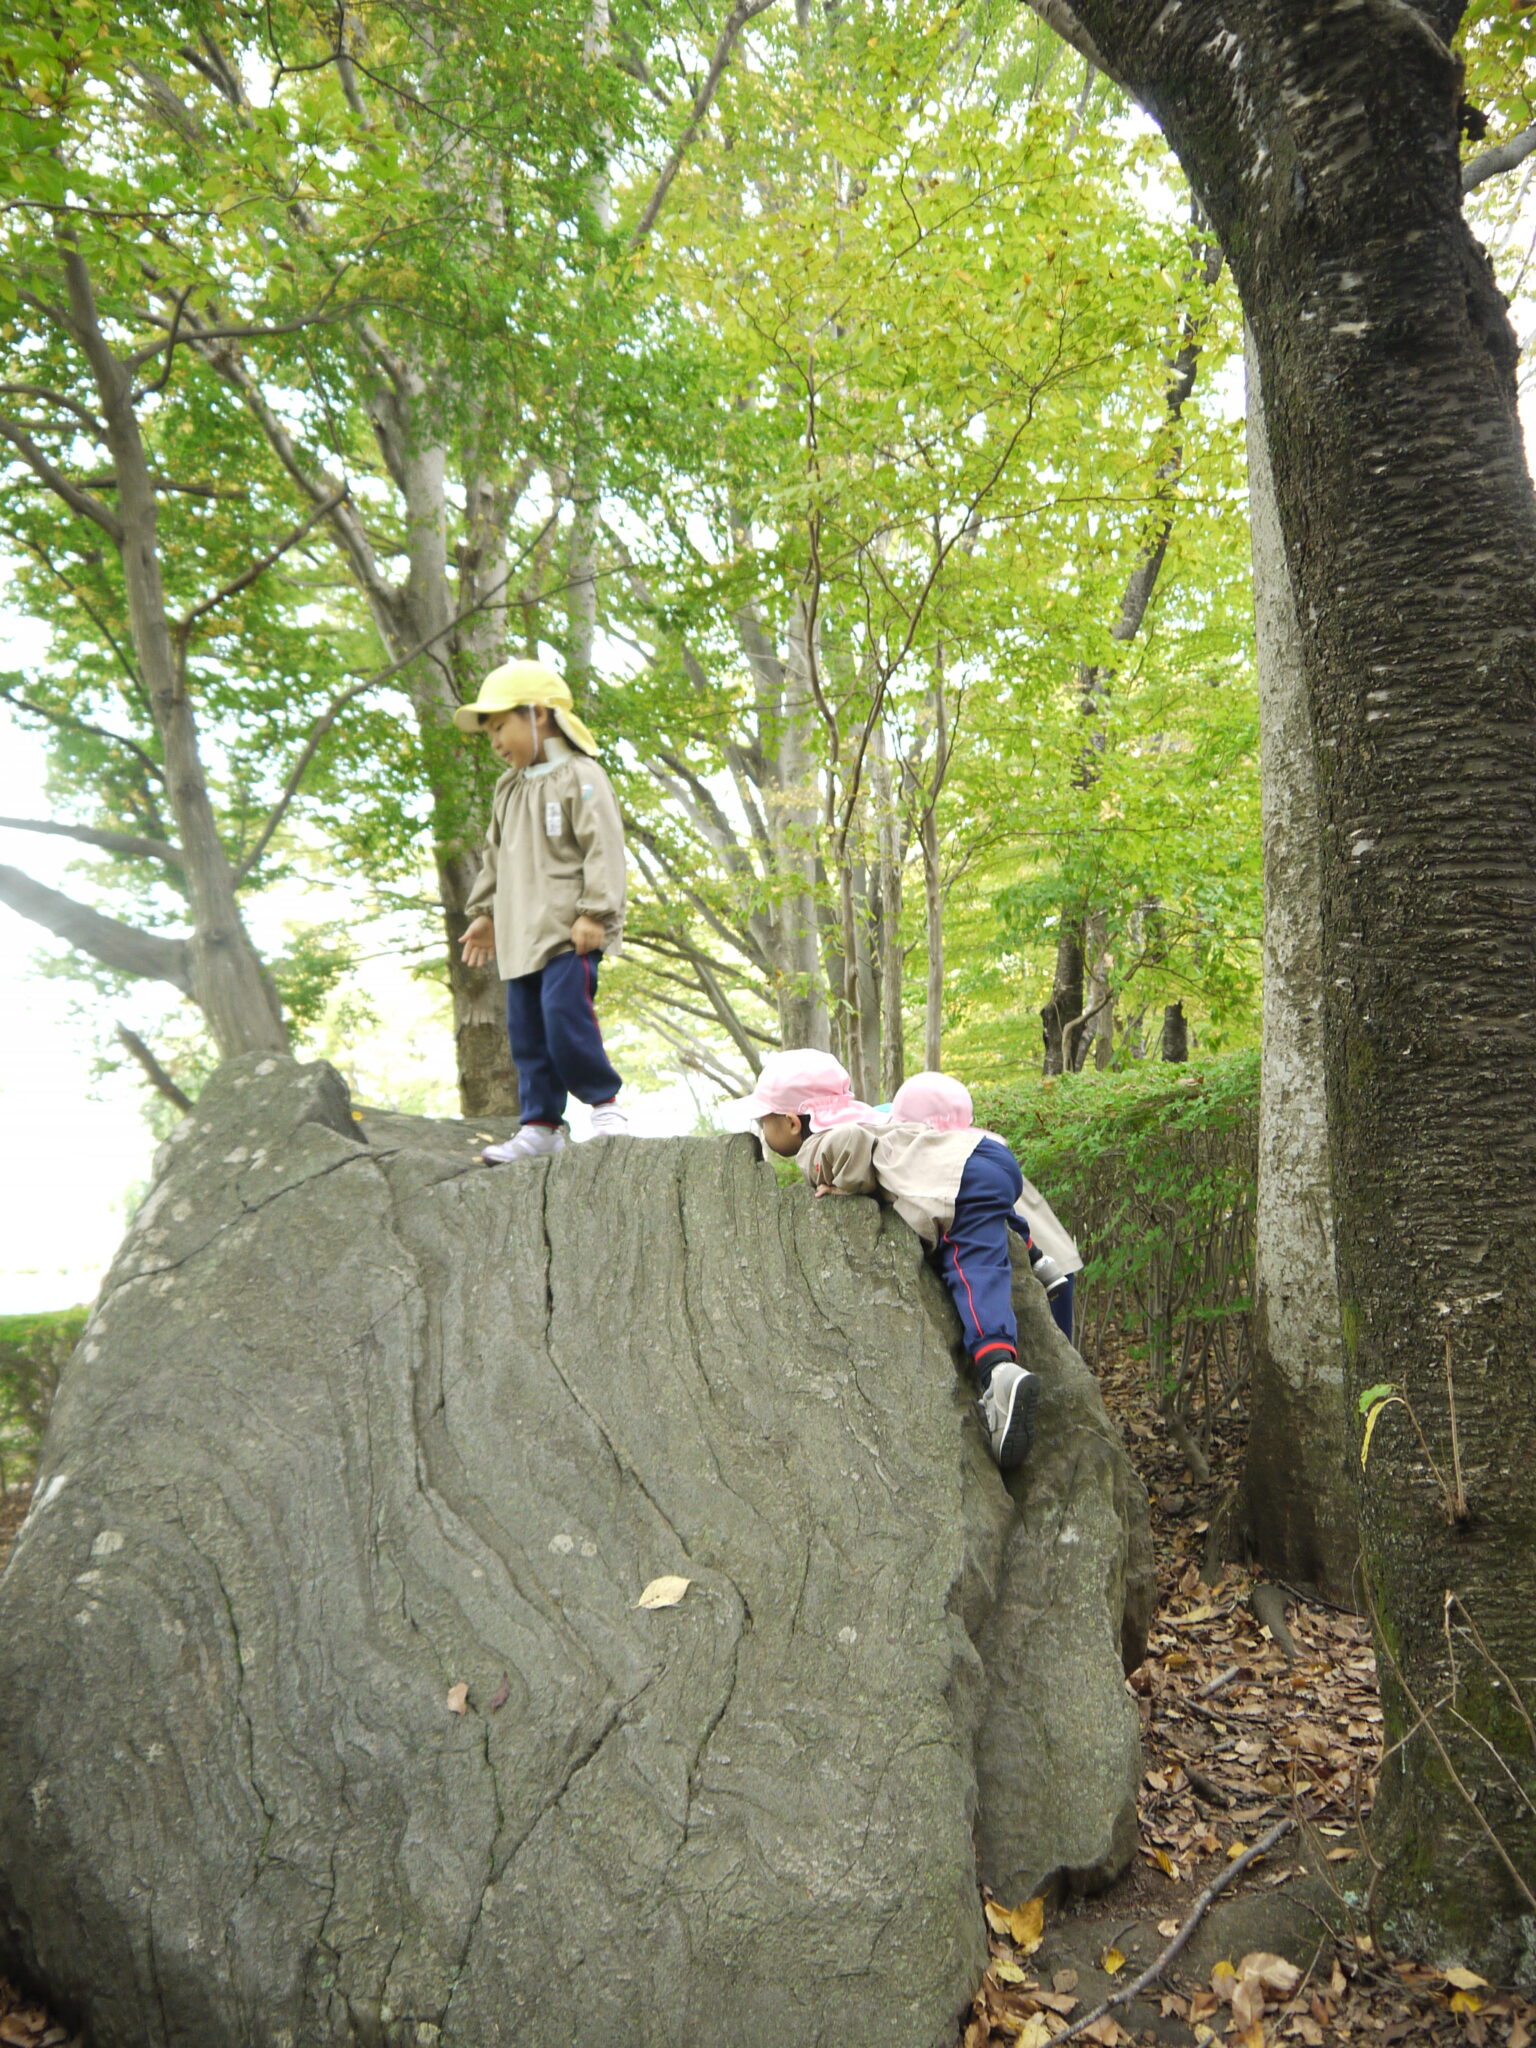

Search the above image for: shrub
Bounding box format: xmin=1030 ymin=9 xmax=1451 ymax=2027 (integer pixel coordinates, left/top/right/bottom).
xmin=974 ymin=1052 xmax=1258 ymax=1451
xmin=0 ymin=1306 xmax=87 ymax=1490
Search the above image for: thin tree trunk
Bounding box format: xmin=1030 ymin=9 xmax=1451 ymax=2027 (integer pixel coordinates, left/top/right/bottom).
xmin=873 ymin=738 xmax=906 ymax=1098
xmin=1240 ymin=332 xmax=1356 ymax=1605
xmin=1085 ymin=909 xmax=1115 ymax=1068
xmin=922 ymin=806 xmax=944 ymax=1072
xmin=64 ymin=248 xmax=285 ymax=1058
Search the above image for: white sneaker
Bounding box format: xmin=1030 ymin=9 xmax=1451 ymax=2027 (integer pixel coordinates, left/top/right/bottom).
xmin=588 ymin=1102 xmax=628 ymax=1139
xmin=980 ymin=1361 xmax=1038 ymax=1471
xmin=481 ymin=1124 xmax=566 ymax=1166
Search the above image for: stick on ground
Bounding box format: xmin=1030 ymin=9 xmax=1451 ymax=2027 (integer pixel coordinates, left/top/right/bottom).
xmin=1047 ymin=1816 xmax=1296 ymax=2046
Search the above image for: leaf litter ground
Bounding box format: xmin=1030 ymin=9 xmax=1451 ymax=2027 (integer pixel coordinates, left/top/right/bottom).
xmin=961 ymin=1333 xmax=1533 ymax=2048
xmin=1 ymin=1352 xmax=1531 ymax=2048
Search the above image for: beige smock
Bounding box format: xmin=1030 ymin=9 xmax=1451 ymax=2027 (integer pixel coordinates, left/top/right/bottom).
xmin=800 ymin=1119 xmax=1083 ymax=1273
xmin=465 ymin=740 xmax=627 ymax=980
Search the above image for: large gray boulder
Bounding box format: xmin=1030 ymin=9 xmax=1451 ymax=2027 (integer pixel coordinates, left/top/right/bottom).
xmin=0 ymin=1058 xmax=1150 ymax=2048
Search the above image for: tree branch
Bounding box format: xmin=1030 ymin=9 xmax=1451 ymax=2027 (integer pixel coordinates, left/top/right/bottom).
xmin=176 ymin=486 xmax=347 ymax=637
xmin=0 ymin=414 xmax=123 ymax=542
xmin=0 ymin=815 xmax=183 ymax=866
xmin=0 ymin=683 xmax=166 ymax=786
xmin=628 ymin=0 xmax=780 ymax=250
xmin=0 ymin=863 xmax=192 ymax=990
xmin=1463 ymin=121 xmax=1536 ymax=193
xmin=115 ymin=1021 xmax=193 ymax=1112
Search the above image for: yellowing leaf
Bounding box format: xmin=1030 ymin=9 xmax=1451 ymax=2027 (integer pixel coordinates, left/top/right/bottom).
xmin=1444 ymin=1968 xmax=1489 ymax=1991
xmin=636 ymin=1574 xmax=692 ymax=1610
xmin=1152 ymin=1846 xmax=1177 ymax=1877
xmin=1449 ymin=1990 xmax=1484 ymax=2015
xmin=1359 ymin=1393 xmax=1403 ymax=1469
xmin=445 ymin=1681 xmax=468 ymax=1715
xmin=986 ymin=1893 xmax=1046 ymax=1952
xmin=1101 ymin=1946 xmax=1126 ymax=1975
xmin=1010 ymin=2019 xmax=1056 ymax=2048
xmin=1227 ymin=1839 xmax=1249 ymax=1859
xmin=992 ymin=1959 xmax=1030 ymax=1985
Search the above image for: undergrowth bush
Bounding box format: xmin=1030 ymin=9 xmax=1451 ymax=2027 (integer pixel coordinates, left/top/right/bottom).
xmin=974 ymin=1052 xmax=1259 ymax=1448
xmin=0 ymin=1306 xmax=86 ymax=1491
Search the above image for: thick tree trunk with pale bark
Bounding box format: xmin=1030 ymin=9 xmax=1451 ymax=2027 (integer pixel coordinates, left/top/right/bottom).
xmin=1241 ymin=334 xmax=1357 ymax=1605
xmin=1039 ymin=0 xmax=1536 ymax=1971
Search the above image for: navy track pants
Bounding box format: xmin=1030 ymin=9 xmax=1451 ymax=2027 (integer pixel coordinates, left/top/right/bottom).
xmin=940 ymin=1135 xmax=1024 ymax=1387
xmin=505 ymin=949 xmax=623 ymax=1127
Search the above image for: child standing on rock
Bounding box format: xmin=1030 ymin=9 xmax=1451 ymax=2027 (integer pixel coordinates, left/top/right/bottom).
xmin=890 ymin=1071 xmax=1082 ymax=1342
xmin=456 ymin=660 xmax=627 ymax=1165
xmin=745 ymin=1050 xmax=1047 ymax=1472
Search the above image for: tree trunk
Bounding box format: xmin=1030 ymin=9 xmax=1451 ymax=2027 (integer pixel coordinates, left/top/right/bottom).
xmin=773 ymin=604 xmax=832 ymax=1050
xmin=921 ymin=807 xmax=944 ymax=1072
xmin=1040 ymin=916 xmax=1084 ymax=1076
xmin=1240 ymin=332 xmax=1357 ymax=1606
xmin=1085 ymin=909 xmax=1115 ymax=1069
xmin=66 ymin=251 xmax=286 ymax=1059
xmin=1159 ymin=1002 xmax=1188 ymax=1065
xmin=394 ymin=389 xmax=519 ymax=1116
xmin=873 ymin=740 xmax=906 ymax=1098
xmin=1046 ymin=0 xmax=1536 ymax=1971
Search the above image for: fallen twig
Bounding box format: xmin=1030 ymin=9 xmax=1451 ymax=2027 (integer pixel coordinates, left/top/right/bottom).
xmin=1047 ymin=1816 xmax=1296 ymax=2045
xmin=1196 ymin=1662 xmax=1242 ymax=1700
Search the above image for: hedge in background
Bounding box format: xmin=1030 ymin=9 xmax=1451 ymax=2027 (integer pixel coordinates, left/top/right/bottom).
xmin=974 ymin=1052 xmax=1259 ymax=1456
xmin=0 ymin=1306 xmax=87 ymax=1490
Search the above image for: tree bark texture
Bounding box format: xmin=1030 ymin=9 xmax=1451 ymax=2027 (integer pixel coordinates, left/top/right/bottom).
xmin=1040 ymin=917 xmax=1085 ymax=1077
xmin=1044 ymin=0 xmax=1536 ymax=1971
xmin=1158 ymin=1003 xmax=1187 ymax=1065
xmin=1241 ymin=332 xmax=1358 ymax=1607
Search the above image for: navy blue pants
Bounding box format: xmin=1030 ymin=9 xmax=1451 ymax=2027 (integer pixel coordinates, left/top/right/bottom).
xmin=940 ymin=1136 xmax=1024 ymax=1386
xmin=504 ymin=950 xmax=623 ymax=1127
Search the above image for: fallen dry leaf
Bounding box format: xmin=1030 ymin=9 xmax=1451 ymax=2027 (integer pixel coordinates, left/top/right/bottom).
xmin=1082 ymin=2017 xmax=1127 ymax=2046
xmin=635 ymin=1574 xmax=691 ymax=1610
xmin=1445 ymin=1968 xmax=1490 ymax=1991
xmin=446 ymin=1681 xmax=469 ymax=1715
xmin=488 ymin=1673 xmax=510 ymax=1713
xmin=1100 ymin=1945 xmax=1126 ymax=1975
xmin=1238 ymin=1952 xmax=1302 ymax=2002
xmin=992 ymin=1959 xmax=1030 ymax=1986
xmin=1009 ymin=2019 xmax=1058 ymax=2048
xmin=1449 ymin=1990 xmax=1484 ymax=2015
xmin=984 ymin=1893 xmax=1046 ymax=1953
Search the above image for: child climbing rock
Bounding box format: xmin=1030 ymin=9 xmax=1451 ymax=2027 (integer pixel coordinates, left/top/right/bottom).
xmin=745 ymin=1050 xmax=1041 ymax=1472
xmin=456 ymin=660 xmax=627 ymax=1164
xmin=890 ymin=1071 xmax=1083 ymax=1342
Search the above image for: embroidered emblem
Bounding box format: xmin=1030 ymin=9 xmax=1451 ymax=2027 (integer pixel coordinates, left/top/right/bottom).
xmin=544 ymin=799 xmax=561 ymax=837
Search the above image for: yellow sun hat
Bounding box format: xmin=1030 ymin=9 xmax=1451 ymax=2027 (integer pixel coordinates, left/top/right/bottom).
xmin=451 ymin=658 xmax=600 ymax=756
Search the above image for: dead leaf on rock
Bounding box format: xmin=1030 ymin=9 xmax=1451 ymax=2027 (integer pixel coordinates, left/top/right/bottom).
xmin=1445 ymin=1968 xmax=1489 ymax=1992
xmin=1082 ymin=2017 xmax=1128 ymax=2046
xmin=445 ymin=1681 xmax=469 ymax=1715
xmin=1100 ymin=1945 xmax=1126 ymax=1975
xmin=984 ymin=1893 xmax=1046 ymax=1953
xmin=635 ymin=1574 xmax=691 ymax=1610
xmin=1238 ymin=1952 xmax=1302 ymax=2002
xmin=488 ymin=1673 xmax=510 ymax=1712
xmin=1009 ymin=2018 xmax=1059 ymax=2048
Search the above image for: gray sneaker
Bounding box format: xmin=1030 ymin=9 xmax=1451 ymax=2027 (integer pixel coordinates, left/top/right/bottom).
xmin=980 ymin=1361 xmax=1038 ymax=1470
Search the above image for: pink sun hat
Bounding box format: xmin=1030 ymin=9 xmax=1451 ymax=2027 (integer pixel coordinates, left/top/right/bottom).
xmin=890 ymin=1071 xmax=973 ymax=1131
xmin=737 ymin=1049 xmax=876 ymax=1131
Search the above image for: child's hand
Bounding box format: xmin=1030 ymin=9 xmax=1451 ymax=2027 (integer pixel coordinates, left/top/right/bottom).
xmin=814 ymin=1185 xmax=854 ymax=1198
xmin=570 ymin=914 xmax=605 ymax=955
xmin=460 ymin=916 xmax=495 ymax=969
